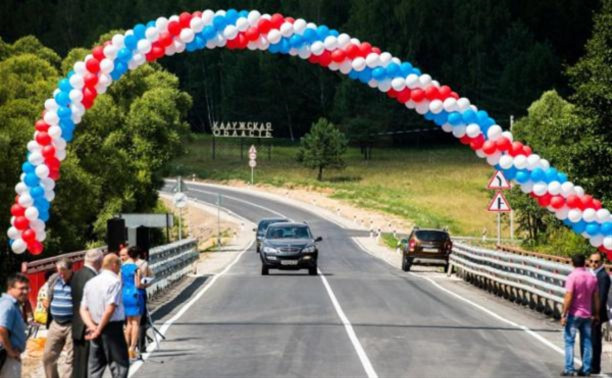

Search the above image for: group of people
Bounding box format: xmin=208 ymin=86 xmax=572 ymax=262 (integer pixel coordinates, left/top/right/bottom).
xmin=0 ymin=245 xmax=153 ymax=378
xmin=562 ymin=252 xmax=611 ymax=376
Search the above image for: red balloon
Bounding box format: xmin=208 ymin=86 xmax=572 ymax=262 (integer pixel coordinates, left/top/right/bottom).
xmin=424 ymin=86 xmax=440 ymax=101
xmin=495 ymin=137 xmax=511 ymax=151
xmin=83 ymin=87 xmax=97 ymax=104
xmin=49 ymin=170 xmax=60 ymax=180
xmin=192 ymin=11 xmax=202 ymax=18
xmin=158 ymin=31 xmax=173 ymax=47
xmin=22 ymin=229 xmax=36 ymax=243
xmin=371 ymin=47 xmax=381 ymax=54
xmin=410 ymin=89 xmax=425 ymax=102
xmin=318 ymin=51 xmax=332 ymax=67
xmin=92 ymin=46 xmax=105 ymax=61
xmin=331 ymin=50 xmax=346 ymax=63
xmin=550 ymin=196 xmax=565 ymax=209
xmin=482 ymin=140 xmax=497 ymax=155
xmin=151 ymin=46 xmax=165 ymax=59
xmin=523 ymin=145 xmax=533 ymax=156
xmin=35 ymin=120 xmax=50 ymax=132
xmin=245 ymin=27 xmax=260 ymax=41
xmin=10 ymin=204 xmax=25 ymax=217
xmin=345 ymin=44 xmax=360 ymax=59
xmin=285 ymin=17 xmax=295 ymax=23
xmin=45 ymin=157 xmax=61 ymax=171
xmin=438 ymin=85 xmax=452 ymax=99
xmin=308 ymin=55 xmax=319 ymax=64
xmin=167 ymin=21 xmax=181 ymax=36
xmin=179 ymin=12 xmax=192 ymax=28
xmin=28 ymin=241 xmax=44 ymax=255
xmin=449 ymin=91 xmax=460 ymax=99
xmin=581 ymin=195 xmax=594 ymax=210
xmin=566 ymin=194 xmax=581 ymax=209
xmin=386 ymin=89 xmax=398 ymax=98
xmin=396 ymin=89 xmax=411 ymax=103
xmin=459 ymin=135 xmax=471 ymax=145
xmin=470 ymin=134 xmax=485 ymax=150
xmin=538 ymin=193 xmax=552 ymax=207
xmin=42 ymin=145 xmax=56 ymax=159
xmin=36 ymin=132 xmax=52 ymax=146
xmin=14 ymin=216 xmax=29 ymax=231
xmin=258 ymin=18 xmax=272 ymax=34
xmin=593 ymin=199 xmax=602 ymax=210
xmin=270 ymin=13 xmax=284 ymax=29
xmin=509 ymin=141 xmax=524 ymax=157
xmin=86 ymin=58 xmax=100 ymax=74
xmin=84 ymin=72 xmax=98 ymax=88
xmin=358 ymin=42 xmax=372 ymax=57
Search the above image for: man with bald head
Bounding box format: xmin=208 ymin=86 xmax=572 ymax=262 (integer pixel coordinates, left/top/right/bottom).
xmin=80 ymin=253 xmax=129 ymax=378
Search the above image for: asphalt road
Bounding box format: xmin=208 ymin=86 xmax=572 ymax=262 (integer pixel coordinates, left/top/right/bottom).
xmin=132 ymin=181 xmax=561 ymax=377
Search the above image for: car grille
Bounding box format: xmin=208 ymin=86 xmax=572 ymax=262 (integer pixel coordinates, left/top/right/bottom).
xmin=278 ymin=247 xmax=301 ymax=254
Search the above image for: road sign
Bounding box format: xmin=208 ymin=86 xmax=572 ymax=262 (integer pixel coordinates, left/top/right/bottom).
xmin=488 ymin=191 xmax=512 ymax=212
xmin=249 ymin=152 xmax=257 ymax=160
xmin=249 ymin=145 xmax=257 ymax=154
xmin=487 ymin=170 xmax=511 ymax=190
xmin=173 ymin=192 xmax=188 ymax=208
xmin=249 ymin=160 xmax=257 ymax=168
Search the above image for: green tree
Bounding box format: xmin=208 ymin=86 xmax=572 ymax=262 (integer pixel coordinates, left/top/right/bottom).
xmin=297 ymin=117 xmax=348 ymax=180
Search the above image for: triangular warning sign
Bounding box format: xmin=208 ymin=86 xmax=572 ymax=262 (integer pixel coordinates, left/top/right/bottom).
xmin=487 ymin=170 xmax=511 ymax=190
xmin=488 ymin=191 xmax=512 ymax=212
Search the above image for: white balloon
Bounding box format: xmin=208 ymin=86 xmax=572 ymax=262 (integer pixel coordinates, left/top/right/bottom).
xmin=56 ymin=149 xmax=67 ymax=161
xmin=501 ymin=131 xmax=513 ymax=142
xmin=310 ymin=41 xmax=324 ymax=56
xmin=486 ymin=152 xmax=502 ymax=166
xmin=174 ymin=39 xmax=186 ymax=53
xmin=379 ymin=52 xmax=392 ymax=66
xmin=25 ymin=206 xmax=39 ymax=221
xmin=98 ymin=74 xmax=111 ymax=87
xmin=41 ymin=177 xmax=55 ymax=190
xmin=280 ymin=22 xmax=293 ymax=37
xmin=74 ymin=61 xmax=86 ymax=75
xmin=11 ymin=239 xmax=27 ymax=254
xmin=18 ymin=193 xmax=33 ymax=208
xmin=35 ymin=164 xmax=49 ymax=178
xmin=499 ymin=155 xmax=514 ymax=169
xmin=337 ymin=33 xmax=350 ymax=47
xmin=367 ymin=79 xmax=378 ymax=89
xmin=190 ymin=17 xmax=205 ymax=33
xmin=520 ymin=181 xmax=534 ymax=194
xmin=539 ymin=159 xmax=550 ymax=170
xmin=350 ymin=57 xmax=365 ymax=71
xmin=44 ymin=99 xmax=59 ymax=111
xmin=475 ymin=149 xmax=486 ymax=158
xmin=443 ymin=98 xmax=458 ymax=112
xmin=30 ymin=219 xmax=45 ymax=232
xmin=527 ymin=154 xmax=541 ymax=170
xmin=568 ymin=209 xmax=583 ymax=223
xmin=137 ymin=39 xmax=152 ymax=54
xmin=404 ymin=100 xmax=416 ymax=110
xmin=69 ymin=74 xmax=84 ymax=89
xmin=405 ymin=74 xmax=419 ymax=89
xmin=328 ymin=62 xmax=339 ymax=72
xmin=590 ymin=235 xmax=603 ymax=247
xmin=132 ymin=53 xmax=146 ymax=66
xmin=27 ymin=141 xmax=41 ymax=153
xmin=45 ymin=190 xmax=56 ymax=202
xmin=465 ymin=123 xmax=481 ymax=138
xmin=452 ymin=125 xmax=466 ymax=138
xmin=513 ymin=155 xmax=528 ymax=169
xmin=103 ymin=45 xmax=118 ymax=60
xmin=441 ymin=123 xmax=453 ymax=133
xmin=293 ymin=19 xmax=307 ymax=34
xmin=548 ymin=181 xmax=562 ymax=195
xmin=429 ymin=100 xmax=444 ymax=114
xmin=7 ymin=227 xmax=20 ymax=240
xmin=561 ymin=182 xmax=575 ymax=198
xmin=365 ymin=53 xmax=380 ymax=68
xmin=146 ymin=26 xmax=160 ymax=41
xmin=339 ymin=61 xmax=352 ymax=74
xmin=596 ymin=209 xmax=610 ymax=223
xmin=267 ymin=29 xmax=282 ymax=44
xmin=180 ymin=28 xmax=196 ymax=43
xmin=48 ymin=126 xmax=62 ymax=140
xmin=533 ymin=182 xmax=548 ymax=196
xmin=28 ymin=152 xmax=44 ymax=165
xmin=111 ymin=34 xmax=125 ymax=48
xmin=247 ymin=10 xmax=261 ymax=26
xmin=54 ymin=138 xmax=66 ymax=150
xmin=456 ymin=98 xmax=471 ymax=111
xmin=416 ymin=102 xmax=430 ymax=115
xmin=377 ymin=80 xmax=391 ymax=92
xmin=44 ymin=111 xmax=59 ymax=125
xmin=298 ymin=46 xmax=311 ymax=59
xmin=574 ymin=186 xmax=585 ymax=197
xmin=555 ymin=207 xmax=569 ymax=220
xmin=583 ymin=208 xmax=597 ymax=223
xmin=69 ymin=89 xmax=83 ymax=103
xmin=35 ymin=229 xmax=46 ymax=242
xmin=487 ymin=125 xmax=503 ymax=141
xmin=15 ymin=182 xmax=28 ymax=195
xmin=604 ymin=236 xmax=612 ymax=250
xmin=391 ymin=78 xmax=406 ymax=91
xmin=418 ymin=74 xmax=432 ymax=87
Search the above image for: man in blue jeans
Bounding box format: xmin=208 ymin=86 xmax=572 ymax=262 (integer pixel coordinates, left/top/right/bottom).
xmin=561 ymin=254 xmax=600 ymax=376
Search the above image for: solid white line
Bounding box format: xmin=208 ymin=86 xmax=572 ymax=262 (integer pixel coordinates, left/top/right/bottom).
xmin=185 ymin=188 xmax=379 ymax=378
xmin=128 ymin=239 xmax=254 ymax=377
xmin=318 ymin=268 xmax=378 ymax=378
xmin=188 ymin=187 xmax=287 ymax=218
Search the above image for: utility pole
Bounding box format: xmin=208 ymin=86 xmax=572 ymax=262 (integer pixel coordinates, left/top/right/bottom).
xmin=509 ymin=115 xmax=515 ymax=241
xmin=178 ymin=176 xmax=182 ymax=241
xmin=217 ymin=194 xmax=222 ymax=251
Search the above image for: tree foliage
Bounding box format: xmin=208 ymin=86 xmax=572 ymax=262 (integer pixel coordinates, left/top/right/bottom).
xmin=297 ymin=118 xmax=348 ymax=180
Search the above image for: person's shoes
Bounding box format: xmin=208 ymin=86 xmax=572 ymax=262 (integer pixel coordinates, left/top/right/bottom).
xmin=129 ymin=348 xmax=136 ymax=360
xmin=561 ymin=372 xmax=576 ymax=377
xmin=577 ymin=371 xmax=590 ymax=377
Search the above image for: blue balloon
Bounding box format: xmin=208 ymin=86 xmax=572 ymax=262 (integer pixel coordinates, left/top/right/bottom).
xmin=55 ymin=91 xmax=70 ymax=107
xmin=213 ymin=15 xmax=227 ymax=31
xmin=30 ymin=186 xmax=45 ymax=198
xmin=39 ymin=211 xmax=49 ymax=222
xmin=202 ymin=26 xmax=216 ymax=40
xmin=530 ymin=168 xmax=545 ymax=182
xmin=372 ymin=67 xmax=386 ymax=80
xmin=117 ymin=48 xmax=132 ymax=62
xmin=413 ymin=68 xmax=422 ymax=75
xmin=57 ymin=106 xmax=72 ymax=120
xmin=133 ymin=24 xmax=146 ymax=39
xmin=544 ymin=168 xmax=558 ymax=183
xmin=146 ymin=21 xmax=156 ymax=28
xmin=504 ymin=167 xmax=517 ymax=180
xmin=563 ymin=219 xmax=573 ymax=227
xmin=586 ymin=223 xmax=601 ymax=236
xmin=357 ymin=68 xmax=372 ymax=83
xmin=194 ymin=36 xmax=205 ymax=49
xmin=239 ymin=10 xmax=249 ymax=18
xmin=60 ymin=118 xmax=74 ymax=129
xmin=114 ymin=61 xmax=128 ymax=74
xmin=226 ymin=9 xmax=239 ymax=23
xmin=461 ymin=109 xmax=477 ymax=124
xmin=268 ymin=43 xmax=280 ymax=54
xmin=290 ymin=35 xmax=304 ymax=48
xmin=434 ymin=112 xmax=448 ymax=125
xmin=303 ymin=28 xmax=318 ymax=43
xmin=316 ymin=25 xmax=330 ymax=39
xmin=573 ymin=221 xmax=587 ymax=233
xmin=485 ymin=117 xmax=496 ymax=127
xmin=22 ymin=162 xmax=35 ymax=173
xmin=448 ymin=112 xmax=463 ymax=126
xmin=111 ymin=70 xmax=122 ymax=81
xmin=329 ymin=29 xmax=339 ymax=37
xmin=400 ymin=62 xmax=413 ymax=76
xmin=348 ymin=70 xmax=359 ymax=80
xmin=601 ymin=222 xmax=612 ymax=236
xmin=63 ymin=132 xmax=74 ymax=142
xmin=557 ymin=172 xmax=568 ymax=183
xmin=186 ymin=41 xmax=197 ymax=52
xmin=67 ymin=70 xmax=75 ymax=78
xmin=58 ymin=78 xmax=72 ymax=92
xmin=34 ymin=198 xmax=49 ymax=210
xmin=515 ymin=170 xmax=530 ymax=184
xmin=385 ymin=63 xmax=400 ymax=77
xmin=476 ymin=110 xmax=489 ymax=125
xmin=25 ymin=173 xmax=40 ymax=187
xmin=424 ymin=112 xmax=435 ymax=121
xmin=124 ymin=35 xmax=138 ymax=50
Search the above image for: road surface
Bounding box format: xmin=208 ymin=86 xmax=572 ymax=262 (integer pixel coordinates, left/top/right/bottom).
xmin=132 ymin=181 xmax=561 ymax=377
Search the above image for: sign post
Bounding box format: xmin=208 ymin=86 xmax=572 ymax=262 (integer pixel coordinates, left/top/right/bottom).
xmin=487 ymin=170 xmax=512 ymax=244
xmin=249 ymin=145 xmax=257 ymax=185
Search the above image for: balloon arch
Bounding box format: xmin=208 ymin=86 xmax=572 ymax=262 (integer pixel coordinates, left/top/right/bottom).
xmin=7 ymin=9 xmax=612 ymax=256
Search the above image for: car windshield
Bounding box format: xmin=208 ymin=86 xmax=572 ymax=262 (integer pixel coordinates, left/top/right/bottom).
xmin=258 ymin=219 xmax=287 ymax=234
xmin=266 ymin=226 xmax=311 ymax=239
xmin=415 ymin=230 xmax=449 ymax=242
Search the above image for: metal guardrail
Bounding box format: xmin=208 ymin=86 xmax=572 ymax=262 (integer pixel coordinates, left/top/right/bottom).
xmin=146 ymin=238 xmax=198 ymax=297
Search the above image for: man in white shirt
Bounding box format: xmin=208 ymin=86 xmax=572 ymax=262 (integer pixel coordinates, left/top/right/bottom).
xmin=80 ymin=253 xmax=128 ymax=378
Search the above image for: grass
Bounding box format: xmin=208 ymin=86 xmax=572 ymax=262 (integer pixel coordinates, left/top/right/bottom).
xmin=168 ymin=134 xmax=504 ymax=237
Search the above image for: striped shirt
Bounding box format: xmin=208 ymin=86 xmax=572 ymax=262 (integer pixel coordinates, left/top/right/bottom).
xmin=50 ymin=277 xmax=73 ymax=323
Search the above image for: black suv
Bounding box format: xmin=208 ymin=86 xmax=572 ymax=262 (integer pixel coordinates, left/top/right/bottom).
xmin=260 ymin=222 xmax=322 ymax=276
xmin=400 ymin=228 xmax=452 ymax=272
xmin=254 ymin=218 xmax=290 ymax=253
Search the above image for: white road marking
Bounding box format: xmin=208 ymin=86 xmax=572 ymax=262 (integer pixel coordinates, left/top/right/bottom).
xmin=182 ymin=186 xmax=379 ymax=378
xmin=128 ymin=239 xmax=254 ymax=377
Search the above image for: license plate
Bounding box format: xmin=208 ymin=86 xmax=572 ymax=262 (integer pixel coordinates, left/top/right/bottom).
xmin=422 ymin=248 xmax=439 ymax=253
xmin=280 ymin=260 xmax=299 ymax=265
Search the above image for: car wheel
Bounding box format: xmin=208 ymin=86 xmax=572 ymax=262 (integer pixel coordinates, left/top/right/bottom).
xmin=261 ymin=265 xmax=269 ymax=275
xmin=308 ymin=267 xmax=317 ymax=276
xmin=402 ymin=258 xmax=411 ymax=272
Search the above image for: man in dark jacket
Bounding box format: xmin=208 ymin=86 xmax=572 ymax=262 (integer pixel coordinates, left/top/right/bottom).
xmin=588 ymin=252 xmax=611 ymax=375
xmin=71 ymin=249 xmax=103 ymax=378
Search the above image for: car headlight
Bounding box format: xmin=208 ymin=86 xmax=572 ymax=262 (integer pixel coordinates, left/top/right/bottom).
xmin=302 ymin=245 xmax=316 ymax=253
xmin=262 ymin=246 xmax=278 ymax=254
